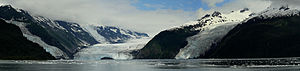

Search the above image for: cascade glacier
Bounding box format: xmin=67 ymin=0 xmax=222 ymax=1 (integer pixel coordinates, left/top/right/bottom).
xmin=8 ymin=21 xmax=69 ymax=59
xmin=175 ymin=9 xmax=253 ymax=59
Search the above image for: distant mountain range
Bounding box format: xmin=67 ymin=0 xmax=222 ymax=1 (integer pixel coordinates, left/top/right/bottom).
xmin=0 ymin=5 xmax=148 ymax=59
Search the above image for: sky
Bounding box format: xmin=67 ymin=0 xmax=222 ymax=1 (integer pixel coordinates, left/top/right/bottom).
xmin=0 ymin=0 xmax=295 ymax=36
xmin=132 ymin=0 xmax=232 ymax=11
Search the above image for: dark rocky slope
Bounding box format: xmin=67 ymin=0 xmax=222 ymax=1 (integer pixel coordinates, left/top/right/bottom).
xmin=0 ymin=19 xmax=55 ymax=60
xmin=136 ymin=25 xmax=201 ymax=59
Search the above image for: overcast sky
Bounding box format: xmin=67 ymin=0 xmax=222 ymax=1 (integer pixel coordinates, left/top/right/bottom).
xmin=0 ymin=0 xmax=297 ymax=36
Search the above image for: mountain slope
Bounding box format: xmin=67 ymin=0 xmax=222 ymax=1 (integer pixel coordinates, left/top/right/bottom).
xmin=0 ymin=19 xmax=55 ymax=60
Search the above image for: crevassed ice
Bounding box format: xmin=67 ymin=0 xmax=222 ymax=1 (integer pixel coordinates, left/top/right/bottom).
xmin=175 ymin=10 xmax=252 ymax=59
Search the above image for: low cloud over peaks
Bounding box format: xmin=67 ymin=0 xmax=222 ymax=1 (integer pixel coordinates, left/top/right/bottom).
xmin=202 ymin=0 xmax=225 ymax=7
xmin=270 ymin=0 xmax=300 ymax=9
xmin=0 ymin=0 xmax=196 ymax=36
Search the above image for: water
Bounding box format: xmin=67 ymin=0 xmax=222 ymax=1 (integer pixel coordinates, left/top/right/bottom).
xmin=1 ymin=58 xmax=300 ymax=71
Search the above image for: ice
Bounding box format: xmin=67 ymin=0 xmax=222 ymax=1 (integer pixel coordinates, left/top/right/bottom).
xmin=74 ymin=38 xmax=151 ymax=60
xmin=23 ymin=34 xmax=69 ymax=59
xmin=175 ymin=22 xmax=240 ymax=59
xmin=82 ymin=25 xmax=110 ymax=44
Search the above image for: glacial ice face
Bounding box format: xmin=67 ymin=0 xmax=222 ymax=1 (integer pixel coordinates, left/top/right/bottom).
xmin=74 ymin=38 xmax=150 ymax=60
xmin=175 ymin=10 xmax=252 ymax=59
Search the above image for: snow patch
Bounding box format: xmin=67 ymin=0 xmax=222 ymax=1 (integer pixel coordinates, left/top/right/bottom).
xmin=253 ymin=6 xmax=300 ymax=19
xmin=110 ymin=28 xmax=118 ymax=33
xmin=34 ymin=16 xmax=67 ymax=31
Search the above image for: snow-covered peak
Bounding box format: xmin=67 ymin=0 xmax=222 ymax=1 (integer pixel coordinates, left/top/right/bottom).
xmin=0 ymin=2 xmax=10 ymax=6
xmin=170 ymin=8 xmax=252 ymax=31
xmin=211 ymin=11 xmax=222 ymax=17
xmin=251 ymin=5 xmax=300 ymax=19
xmin=0 ymin=3 xmax=4 ymax=6
xmin=0 ymin=4 xmax=11 ymax=7
xmin=0 ymin=5 xmax=23 ymax=13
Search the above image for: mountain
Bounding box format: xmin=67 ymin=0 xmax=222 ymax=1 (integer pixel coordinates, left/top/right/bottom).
xmin=136 ymin=6 xmax=300 ymax=59
xmin=0 ymin=19 xmax=55 ymax=60
xmin=204 ymin=6 xmax=300 ymax=58
xmin=84 ymin=25 xmax=149 ymax=44
xmin=136 ymin=8 xmax=253 ymax=59
xmin=0 ymin=5 xmax=148 ymax=59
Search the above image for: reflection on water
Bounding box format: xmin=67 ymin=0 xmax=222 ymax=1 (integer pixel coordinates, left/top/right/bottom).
xmin=1 ymin=58 xmax=300 ymax=71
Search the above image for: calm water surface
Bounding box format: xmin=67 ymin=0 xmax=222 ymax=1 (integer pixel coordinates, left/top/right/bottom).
xmin=1 ymin=58 xmax=300 ymax=71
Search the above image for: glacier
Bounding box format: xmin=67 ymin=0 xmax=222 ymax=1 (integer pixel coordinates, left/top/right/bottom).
xmin=8 ymin=21 xmax=69 ymax=59
xmin=74 ymin=38 xmax=151 ymax=60
xmin=82 ymin=25 xmax=110 ymax=44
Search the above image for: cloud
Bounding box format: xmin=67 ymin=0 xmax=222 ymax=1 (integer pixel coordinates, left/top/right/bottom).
xmin=143 ymin=4 xmax=165 ymax=9
xmin=198 ymin=0 xmax=300 ymax=18
xmin=0 ymin=0 xmax=196 ymax=36
xmin=269 ymin=0 xmax=300 ymax=9
xmin=1 ymin=0 xmax=298 ymax=37
xmin=198 ymin=0 xmax=272 ymax=18
xmin=201 ymin=0 xmax=225 ymax=7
